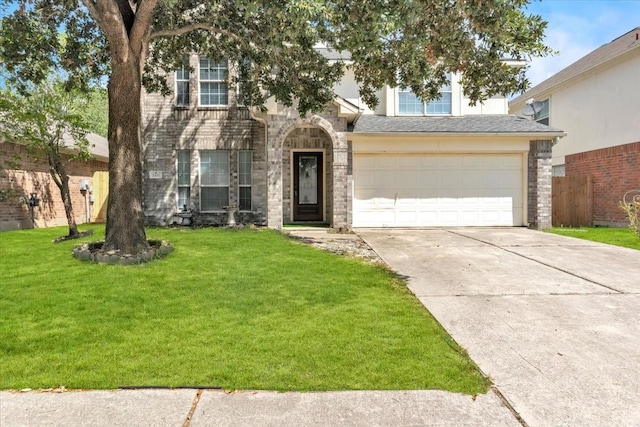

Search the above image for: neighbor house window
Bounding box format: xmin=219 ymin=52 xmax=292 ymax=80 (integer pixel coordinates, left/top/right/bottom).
xmin=175 ymin=62 xmax=190 ymax=106
xmin=398 ymin=74 xmax=452 ymax=115
xmin=199 ymin=57 xmax=228 ymax=106
xmin=536 ymin=99 xmax=550 ymax=125
xmin=177 ymin=150 xmax=191 ymax=209
xmin=238 ymin=150 xmax=252 ymax=211
xmin=200 ymin=150 xmax=229 ymax=210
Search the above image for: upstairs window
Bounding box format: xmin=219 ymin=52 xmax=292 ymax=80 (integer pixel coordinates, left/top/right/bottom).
xmin=199 ymin=57 xmax=228 ymax=106
xmin=536 ymin=99 xmax=550 ymax=125
xmin=175 ymin=63 xmax=190 ymax=106
xmin=398 ymin=74 xmax=452 ymax=115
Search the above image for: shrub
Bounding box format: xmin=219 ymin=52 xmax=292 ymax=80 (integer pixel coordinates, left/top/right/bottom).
xmin=620 ymin=190 xmax=640 ymax=237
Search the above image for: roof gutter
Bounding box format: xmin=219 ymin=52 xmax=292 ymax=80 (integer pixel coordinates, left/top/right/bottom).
xmin=351 ymin=131 xmax=567 ymax=139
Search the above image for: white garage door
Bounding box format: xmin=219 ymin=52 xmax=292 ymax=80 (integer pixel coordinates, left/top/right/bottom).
xmin=353 ymin=154 xmax=524 ymax=227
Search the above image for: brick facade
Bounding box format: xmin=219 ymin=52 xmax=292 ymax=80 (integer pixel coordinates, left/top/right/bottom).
xmin=142 ymin=54 xmax=349 ymax=229
xmin=0 ymin=142 xmax=109 ymax=231
xmin=528 ymin=140 xmax=553 ymax=230
xmin=141 ymin=54 xmax=552 ymax=230
xmin=565 ymin=141 xmax=640 ymax=226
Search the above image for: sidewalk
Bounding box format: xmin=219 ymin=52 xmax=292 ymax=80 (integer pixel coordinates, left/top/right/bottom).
xmin=0 ymin=388 xmax=520 ymax=427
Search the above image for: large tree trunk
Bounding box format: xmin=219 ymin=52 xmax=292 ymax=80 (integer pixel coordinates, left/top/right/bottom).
xmin=103 ymin=58 xmax=149 ymax=254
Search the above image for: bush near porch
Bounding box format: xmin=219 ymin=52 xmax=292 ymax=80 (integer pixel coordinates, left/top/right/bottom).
xmin=0 ymin=225 xmax=488 ymax=393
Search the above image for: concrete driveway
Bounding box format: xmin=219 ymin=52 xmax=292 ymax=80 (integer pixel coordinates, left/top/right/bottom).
xmin=359 ymin=228 xmax=640 ymax=427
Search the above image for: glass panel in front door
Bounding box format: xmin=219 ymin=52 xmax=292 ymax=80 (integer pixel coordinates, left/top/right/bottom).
xmin=298 ymin=155 xmax=318 ymax=205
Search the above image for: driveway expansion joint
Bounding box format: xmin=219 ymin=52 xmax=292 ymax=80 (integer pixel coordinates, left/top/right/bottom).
xmin=182 ymin=389 xmax=203 ymax=427
xmin=446 ymin=230 xmax=625 ymax=294
xmin=491 ymin=386 xmax=529 ymax=427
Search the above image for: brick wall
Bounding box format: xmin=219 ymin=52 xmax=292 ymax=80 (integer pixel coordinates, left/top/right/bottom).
xmin=0 ymin=142 xmax=108 ymax=231
xmin=565 ymin=141 xmax=640 ymax=226
xmin=143 ymin=55 xmax=351 ymax=229
xmin=141 ymin=53 xmax=264 ymax=226
xmin=528 ymin=140 xmax=553 ymax=229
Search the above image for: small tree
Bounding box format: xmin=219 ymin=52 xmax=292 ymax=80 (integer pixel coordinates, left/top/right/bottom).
xmin=0 ymin=81 xmax=93 ymax=238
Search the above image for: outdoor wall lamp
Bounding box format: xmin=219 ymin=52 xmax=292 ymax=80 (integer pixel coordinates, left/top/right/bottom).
xmin=27 ymin=192 xmax=40 ymax=207
xmin=80 ymin=179 xmax=89 ymax=196
xmin=27 ymin=192 xmax=40 ymax=226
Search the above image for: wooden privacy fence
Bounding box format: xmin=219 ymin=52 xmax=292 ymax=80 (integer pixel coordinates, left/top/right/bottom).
xmin=552 ymin=175 xmax=593 ymax=227
xmin=92 ymin=171 xmax=108 ymax=223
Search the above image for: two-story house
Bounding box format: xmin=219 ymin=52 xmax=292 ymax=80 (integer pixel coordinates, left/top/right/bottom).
xmin=141 ymin=50 xmax=564 ymax=230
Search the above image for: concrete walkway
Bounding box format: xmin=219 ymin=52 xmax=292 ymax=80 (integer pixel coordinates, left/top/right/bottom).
xmin=0 ymin=388 xmax=519 ymax=426
xmin=359 ymin=228 xmax=640 ymax=427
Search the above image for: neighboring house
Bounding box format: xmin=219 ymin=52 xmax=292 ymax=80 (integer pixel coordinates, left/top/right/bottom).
xmin=142 ymin=50 xmax=564 ymax=230
xmin=0 ymin=134 xmax=109 ymax=231
xmin=510 ymin=27 xmax=640 ymax=227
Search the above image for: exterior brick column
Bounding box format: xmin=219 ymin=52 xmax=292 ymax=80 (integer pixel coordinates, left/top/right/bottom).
xmin=332 ymin=133 xmax=349 ymax=229
xmin=266 ymin=122 xmax=284 ymax=229
xmin=528 ymin=139 xmax=553 ymax=229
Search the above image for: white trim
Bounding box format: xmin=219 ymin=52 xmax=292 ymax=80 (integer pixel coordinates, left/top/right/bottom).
xmin=176 ymin=149 xmax=191 ymax=210
xmin=175 ymin=63 xmax=190 ymax=107
xmin=198 ymin=56 xmax=229 ymax=108
xmin=198 ymin=149 xmax=230 ymax=212
xmin=238 ymin=150 xmax=252 ymax=212
xmin=395 ymin=73 xmax=453 ymax=116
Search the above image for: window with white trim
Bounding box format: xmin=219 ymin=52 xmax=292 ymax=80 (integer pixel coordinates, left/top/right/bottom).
xmin=175 ymin=62 xmax=190 ymax=106
xmin=398 ymin=74 xmax=452 ymax=115
xmin=200 ymin=150 xmax=229 ymax=210
xmin=177 ymin=150 xmax=191 ymax=209
xmin=535 ymin=99 xmax=549 ymax=125
xmin=238 ymin=150 xmax=252 ymax=211
xmin=199 ymin=57 xmax=228 ymax=106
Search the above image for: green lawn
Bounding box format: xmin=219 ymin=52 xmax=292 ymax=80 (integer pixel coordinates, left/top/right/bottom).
xmin=0 ymin=225 xmax=488 ymax=393
xmin=546 ymin=227 xmax=640 ymax=250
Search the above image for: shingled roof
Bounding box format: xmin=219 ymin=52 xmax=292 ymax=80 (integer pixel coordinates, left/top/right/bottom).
xmin=352 ymin=115 xmax=565 ymax=136
xmin=511 ymin=26 xmax=640 ymax=107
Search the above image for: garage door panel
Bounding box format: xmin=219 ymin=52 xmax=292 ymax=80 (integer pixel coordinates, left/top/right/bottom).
xmin=398 ymin=157 xmax=418 ymax=169
xmin=396 ymin=171 xmax=418 ymax=187
xmin=418 ymin=171 xmax=439 ymax=187
xmin=497 ymin=170 xmax=522 ymax=187
xmin=438 ymin=171 xmax=459 ymax=189
xmin=353 ymin=153 xmax=524 ymax=227
xmin=374 ymin=157 xmax=397 ymax=169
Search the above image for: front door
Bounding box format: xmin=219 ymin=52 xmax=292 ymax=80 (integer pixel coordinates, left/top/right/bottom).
xmin=293 ymin=152 xmax=323 ymax=221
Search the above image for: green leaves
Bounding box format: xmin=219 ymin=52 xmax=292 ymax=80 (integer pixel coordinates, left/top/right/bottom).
xmin=0 ymin=79 xmax=93 ymax=162
xmin=1 ymin=0 xmax=553 ymax=114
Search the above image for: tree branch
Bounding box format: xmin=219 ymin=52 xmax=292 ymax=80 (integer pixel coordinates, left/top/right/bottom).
xmin=130 ymin=0 xmax=158 ymax=54
xmin=150 ymin=23 xmax=245 ymax=47
xmin=81 ymin=0 xmax=101 ymax=26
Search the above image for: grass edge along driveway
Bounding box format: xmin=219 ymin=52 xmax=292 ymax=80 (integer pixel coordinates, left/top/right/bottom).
xmin=0 ymin=225 xmax=488 ymax=394
xmin=546 ymin=226 xmax=640 ymax=250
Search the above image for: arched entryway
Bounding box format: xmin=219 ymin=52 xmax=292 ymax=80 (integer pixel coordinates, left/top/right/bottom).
xmin=283 ymin=126 xmax=334 ymax=224
xmin=267 ymin=114 xmax=349 ymax=229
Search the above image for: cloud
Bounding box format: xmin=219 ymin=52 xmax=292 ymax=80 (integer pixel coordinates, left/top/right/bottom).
xmin=524 ymin=1 xmax=640 ymax=88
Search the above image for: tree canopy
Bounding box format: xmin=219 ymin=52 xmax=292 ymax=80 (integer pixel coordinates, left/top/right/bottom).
xmin=0 ymin=0 xmax=552 ymax=254
xmin=1 ymin=0 xmax=551 ymax=110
